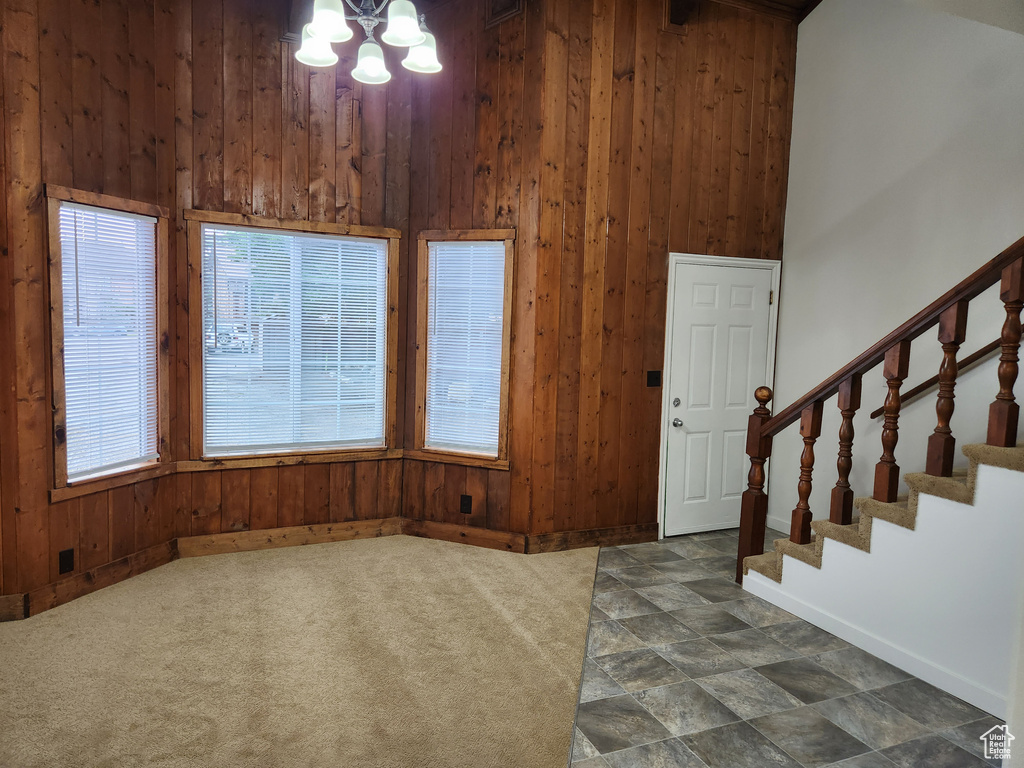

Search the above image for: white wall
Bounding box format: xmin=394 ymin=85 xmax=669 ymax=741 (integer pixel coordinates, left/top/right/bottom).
xmin=768 ymin=0 xmax=1024 ymax=533
xmin=747 ymin=463 xmax=1024 ymax=718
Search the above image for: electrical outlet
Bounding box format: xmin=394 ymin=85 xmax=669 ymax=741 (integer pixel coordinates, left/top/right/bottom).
xmin=58 ymin=548 xmax=74 ymax=575
xmin=460 ymin=494 xmax=473 ymax=515
xmin=647 ymin=370 xmax=662 ymax=387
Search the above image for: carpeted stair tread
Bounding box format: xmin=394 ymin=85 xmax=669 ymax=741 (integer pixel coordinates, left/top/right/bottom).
xmin=854 ymin=496 xmax=916 ymax=530
xmin=811 ymin=520 xmax=871 ymax=552
xmin=743 ymin=552 xmax=782 ymax=582
xmin=775 ymin=537 xmax=822 ymax=569
xmin=962 ymin=442 xmax=1024 ymax=473
xmin=904 ymin=472 xmax=972 ymax=505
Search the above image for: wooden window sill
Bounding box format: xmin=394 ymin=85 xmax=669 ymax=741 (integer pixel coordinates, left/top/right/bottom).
xmin=403 ymin=449 xmax=510 ymax=471
xmin=50 ymin=461 xmax=174 ymax=502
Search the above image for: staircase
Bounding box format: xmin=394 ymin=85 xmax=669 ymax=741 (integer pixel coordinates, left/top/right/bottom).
xmin=744 ymin=443 xmax=1024 ymax=581
xmin=733 ymin=234 xmax=1024 ymax=717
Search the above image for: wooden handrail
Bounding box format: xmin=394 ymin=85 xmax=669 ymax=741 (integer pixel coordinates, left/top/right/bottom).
xmin=761 ymin=234 xmax=1024 ymax=437
xmin=868 ymin=339 xmax=1001 ymax=419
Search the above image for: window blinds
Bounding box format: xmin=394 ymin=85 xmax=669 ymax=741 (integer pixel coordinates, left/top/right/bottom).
xmin=425 ymin=240 xmax=506 ymax=456
xmin=58 ymin=202 xmax=159 ymax=481
xmin=201 ymin=224 xmax=387 ymax=456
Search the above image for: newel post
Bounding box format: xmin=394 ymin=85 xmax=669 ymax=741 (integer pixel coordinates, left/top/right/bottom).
xmin=737 ymin=386 xmax=774 ymax=584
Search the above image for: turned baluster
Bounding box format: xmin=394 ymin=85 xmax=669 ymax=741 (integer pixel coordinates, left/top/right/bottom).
xmin=737 ymin=386 xmax=774 ymax=584
xmin=926 ymin=301 xmax=969 ymax=476
xmin=988 ymin=257 xmax=1024 ymax=447
xmin=874 ymin=340 xmax=912 ymax=502
xmin=790 ymin=400 xmax=823 ymax=545
xmin=830 ymin=374 xmax=861 ymax=525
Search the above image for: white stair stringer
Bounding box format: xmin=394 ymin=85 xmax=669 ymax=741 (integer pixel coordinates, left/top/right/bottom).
xmin=743 ymin=456 xmax=1024 ymax=718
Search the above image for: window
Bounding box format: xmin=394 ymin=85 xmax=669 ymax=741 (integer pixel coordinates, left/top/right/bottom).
xmin=47 ymin=188 xmax=169 ymax=484
xmin=191 ymin=215 xmax=396 ymax=458
xmin=416 ymin=230 xmax=514 ymax=461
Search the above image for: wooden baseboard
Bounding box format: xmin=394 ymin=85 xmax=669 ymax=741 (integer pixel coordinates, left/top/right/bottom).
xmin=0 ymin=593 xmax=28 ymax=621
xmin=525 ymin=523 xmax=659 ymax=553
xmin=177 ymin=517 xmax=404 ymax=558
xmin=27 ymin=540 xmax=177 ymax=617
xmin=8 ymin=517 xmax=654 ymax=619
xmin=400 ymin=518 xmax=527 ymax=553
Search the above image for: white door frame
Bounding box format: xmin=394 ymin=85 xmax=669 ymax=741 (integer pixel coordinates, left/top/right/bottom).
xmin=657 ymin=253 xmax=782 ymax=538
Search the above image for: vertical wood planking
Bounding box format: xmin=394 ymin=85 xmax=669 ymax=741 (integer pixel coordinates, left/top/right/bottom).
xmin=354 ymin=461 xmax=379 ymax=521
xmin=251 ymin=0 xmax=281 ymax=218
xmin=71 ymin=0 xmax=103 ymax=190
xmin=109 ymin=485 xmax=135 ymax=560
xmin=38 ymin=0 xmax=74 ymax=187
xmin=133 ymin=479 xmax=159 ymax=550
xmin=723 ymin=8 xmax=755 ymax=255
xmin=705 ymin=3 xmax=738 ymax=255
xmin=595 ymin=0 xmax=637 ymax=529
xmin=329 ymin=462 xmax=355 ymax=522
xmin=308 ymin=67 xmax=335 ymax=222
xmin=249 ymin=467 xmax=279 ymax=529
xmin=403 ymin=459 xmax=425 ymax=521
xmin=99 ymin=0 xmax=129 ymax=197
xmin=760 ymin=18 xmax=796 ymax=261
xmin=448 ymin=6 xmax=477 ymax=231
xmin=465 ymin=467 xmax=488 ymax=527
xmin=277 ymin=465 xmax=304 ymax=527
xmin=423 ymin=462 xmax=444 ymax=522
xmin=530 ymin=0 xmax=570 ymax=533
xmin=6 ymin=0 xmax=50 ymax=591
xmin=508 ymin=0 xmax=544 ymax=534
xmin=617 ymin=0 xmax=658 ymax=525
xmin=220 ymin=468 xmax=252 ymax=531
xmin=193 ymin=0 xmax=225 ymax=211
xmin=443 ymin=464 xmax=467 ymax=525
xmin=281 ymin=45 xmax=309 ymax=219
xmin=128 ymin=0 xmax=158 ymax=203
xmin=174 ymin=0 xmax=194 ymax=461
xmin=360 ymin=84 xmax=387 ymax=226
xmin=223 ymin=0 xmax=253 ymax=214
xmin=686 ymin=0 xmax=718 ymax=254
xmin=303 ymin=464 xmax=330 ymax=525
xmin=78 ymin=492 xmax=110 ymax=571
xmin=472 ymin=4 xmax=499 ymax=230
xmin=191 ymin=472 xmax=222 ymax=535
xmin=554 ymin=0 xmax=592 ymax=531
xmin=48 ymin=499 xmax=79 ymax=581
xmin=378 ymin=459 xmax=403 ymax=519
xmin=576 ymin=0 xmax=615 ymax=532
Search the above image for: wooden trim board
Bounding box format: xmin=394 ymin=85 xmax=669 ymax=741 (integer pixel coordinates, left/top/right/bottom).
xmin=526 ymin=523 xmax=660 ymax=553
xmin=400 ymin=519 xmax=527 ymax=553
xmin=177 ymin=518 xmax=403 ymax=557
xmin=0 ymin=593 xmax=28 ymax=622
xmin=27 ymin=541 xmax=177 ymax=617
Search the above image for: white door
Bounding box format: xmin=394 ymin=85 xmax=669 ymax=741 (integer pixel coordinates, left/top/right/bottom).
xmin=663 ymin=260 xmax=774 ymax=536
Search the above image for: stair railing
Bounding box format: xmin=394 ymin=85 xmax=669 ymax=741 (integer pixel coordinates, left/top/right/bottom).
xmin=736 ymin=235 xmax=1024 ymax=583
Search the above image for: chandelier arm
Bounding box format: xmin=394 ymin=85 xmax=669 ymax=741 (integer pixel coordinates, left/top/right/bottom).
xmin=342 ymin=0 xmax=363 ymax=15
xmin=373 ymin=0 xmax=390 ymax=15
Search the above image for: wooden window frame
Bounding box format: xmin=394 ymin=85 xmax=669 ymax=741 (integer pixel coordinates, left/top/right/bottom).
xmin=45 ymin=185 xmax=172 ymax=494
xmin=411 ymin=229 xmax=515 ymax=471
xmin=183 ymin=210 xmax=401 ymax=467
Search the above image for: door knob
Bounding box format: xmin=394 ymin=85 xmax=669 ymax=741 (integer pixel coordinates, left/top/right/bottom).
xmin=672 ymin=418 xmax=684 ymax=428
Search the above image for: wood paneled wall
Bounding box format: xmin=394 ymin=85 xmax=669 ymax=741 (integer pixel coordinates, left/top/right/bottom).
xmin=0 ymin=0 xmax=409 ymax=598
xmin=0 ymin=0 xmax=797 ymax=601
xmin=401 ymin=0 xmax=797 ymax=534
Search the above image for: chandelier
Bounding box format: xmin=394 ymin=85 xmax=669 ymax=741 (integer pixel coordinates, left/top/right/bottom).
xmin=295 ymin=0 xmax=442 ymax=84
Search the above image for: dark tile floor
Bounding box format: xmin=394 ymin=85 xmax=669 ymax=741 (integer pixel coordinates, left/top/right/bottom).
xmin=570 ymin=529 xmax=1004 ymax=768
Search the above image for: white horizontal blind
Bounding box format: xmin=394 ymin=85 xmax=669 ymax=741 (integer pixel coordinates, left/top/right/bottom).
xmin=425 ymin=240 xmax=506 ymax=456
xmin=201 ymin=224 xmax=387 ymax=456
xmin=58 ymin=202 xmax=159 ymax=480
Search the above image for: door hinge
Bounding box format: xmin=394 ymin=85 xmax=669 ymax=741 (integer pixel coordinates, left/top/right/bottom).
xmin=769 ymin=289 xmax=774 ymax=305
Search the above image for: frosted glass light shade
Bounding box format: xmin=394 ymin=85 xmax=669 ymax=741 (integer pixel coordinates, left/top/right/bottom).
xmin=296 ymin=24 xmax=339 ymax=68
xmin=402 ymin=30 xmax=441 ymax=74
xmin=352 ymin=39 xmax=391 ymax=84
xmin=380 ymin=0 xmax=425 ymax=47
xmin=310 ymin=0 xmax=352 ymax=43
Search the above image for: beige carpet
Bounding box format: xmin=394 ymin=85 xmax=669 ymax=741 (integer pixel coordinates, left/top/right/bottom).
xmin=0 ymin=536 xmax=598 ymax=768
